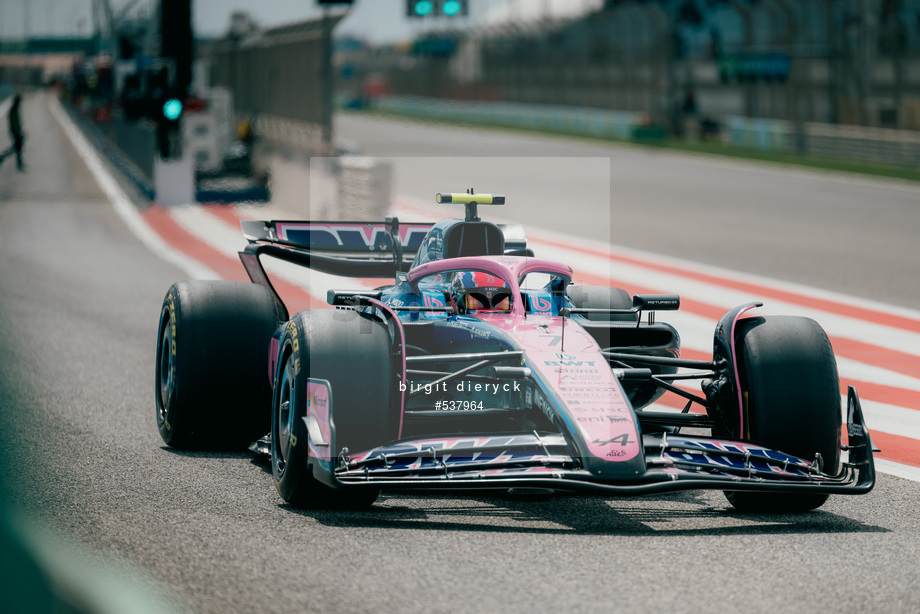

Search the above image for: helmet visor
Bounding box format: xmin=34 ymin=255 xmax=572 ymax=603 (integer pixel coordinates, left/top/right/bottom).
xmin=465 ymin=291 xmax=511 ymax=311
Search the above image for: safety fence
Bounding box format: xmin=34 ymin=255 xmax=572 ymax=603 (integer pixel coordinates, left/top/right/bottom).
xmin=374 ymin=96 xmax=645 ymax=141
xmin=725 ymin=116 xmax=920 ymax=167
xmin=373 ymin=96 xmax=920 ymax=168
xmin=62 ymin=98 xmax=271 ymax=204
xmin=202 ymin=15 xmax=342 ymax=129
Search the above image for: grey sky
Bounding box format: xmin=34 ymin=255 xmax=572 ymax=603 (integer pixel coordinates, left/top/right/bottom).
xmin=0 ymin=0 xmax=519 ymax=44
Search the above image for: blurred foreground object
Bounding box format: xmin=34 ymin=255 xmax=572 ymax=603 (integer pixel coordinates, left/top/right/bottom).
xmin=0 ymin=505 xmax=186 ymax=614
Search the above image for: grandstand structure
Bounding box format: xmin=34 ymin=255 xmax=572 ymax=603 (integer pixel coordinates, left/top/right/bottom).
xmin=376 ymin=0 xmax=920 ymax=130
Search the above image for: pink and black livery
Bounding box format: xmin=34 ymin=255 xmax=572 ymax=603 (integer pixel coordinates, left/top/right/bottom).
xmin=155 ymin=191 xmax=875 ymax=513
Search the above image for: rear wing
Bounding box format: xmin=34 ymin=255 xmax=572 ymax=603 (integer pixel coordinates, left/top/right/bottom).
xmin=238 ymin=219 xmax=430 ymax=300
xmin=240 ymin=219 xmax=433 ymax=254
xmin=240 ymin=218 xmax=528 ymax=272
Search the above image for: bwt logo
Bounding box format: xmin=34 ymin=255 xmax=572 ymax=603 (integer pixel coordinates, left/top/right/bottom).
xmin=530 ymin=296 xmax=553 ymax=312
xmin=544 ymin=360 xmax=597 ymax=367
xmin=544 ymin=353 xmax=596 ymax=367
xmin=424 ymin=294 xmax=445 ymax=308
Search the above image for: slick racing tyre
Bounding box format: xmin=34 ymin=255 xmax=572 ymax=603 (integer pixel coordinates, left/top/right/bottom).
xmin=271 ymin=309 xmax=400 ymax=509
xmin=155 ymin=281 xmax=280 ymax=450
xmin=566 ymin=285 xmax=636 ymax=322
xmin=725 ymin=316 xmax=841 ymax=513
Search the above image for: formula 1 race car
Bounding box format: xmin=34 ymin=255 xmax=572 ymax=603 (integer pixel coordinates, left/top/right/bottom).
xmin=154 ymin=191 xmax=875 ymax=513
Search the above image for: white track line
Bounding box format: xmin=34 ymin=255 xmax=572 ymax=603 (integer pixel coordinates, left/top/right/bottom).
xmin=874 ymin=459 xmax=920 ymax=482
xmin=50 ymin=96 xmax=218 ymax=280
xmin=859 ymin=399 xmax=920 ymax=441
xmin=535 ymin=241 xmax=920 ymax=357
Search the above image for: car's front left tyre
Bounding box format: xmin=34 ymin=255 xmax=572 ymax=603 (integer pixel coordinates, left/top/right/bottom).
xmin=724 ymin=316 xmax=841 ymax=513
xmin=271 ymin=309 xmax=400 ymax=509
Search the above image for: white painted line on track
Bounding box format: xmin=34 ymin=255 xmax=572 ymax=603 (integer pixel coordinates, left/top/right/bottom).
xmin=229 ymin=202 xmax=300 ymax=220
xmin=874 ymin=458 xmax=920 ymax=483
xmin=531 ymin=224 xmax=920 ymax=323
xmin=535 ymin=241 xmax=920 ymax=358
xmin=168 ymin=205 xmax=250 ymax=253
xmin=860 ymin=399 xmax=920 ymax=441
xmin=49 ymin=96 xmax=219 ymax=281
xmin=531 ymin=235 xmax=920 ymax=397
xmin=834 ymin=357 xmax=920 ymax=392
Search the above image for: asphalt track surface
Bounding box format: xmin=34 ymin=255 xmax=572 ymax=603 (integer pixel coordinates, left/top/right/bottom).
xmin=1 ymin=92 xmax=919 ymax=613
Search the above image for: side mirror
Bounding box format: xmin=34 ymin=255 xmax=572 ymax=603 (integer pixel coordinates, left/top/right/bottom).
xmin=632 ymin=294 xmax=680 ymax=311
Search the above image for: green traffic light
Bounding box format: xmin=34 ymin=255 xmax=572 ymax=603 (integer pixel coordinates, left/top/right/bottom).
xmin=442 ymin=0 xmax=462 ymax=15
xmin=414 ymin=0 xmax=433 ymax=16
xmin=163 ymin=98 xmax=183 ymax=120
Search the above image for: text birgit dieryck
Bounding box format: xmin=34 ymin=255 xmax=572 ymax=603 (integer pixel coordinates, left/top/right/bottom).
xmin=398 ymin=381 xmax=522 ymax=394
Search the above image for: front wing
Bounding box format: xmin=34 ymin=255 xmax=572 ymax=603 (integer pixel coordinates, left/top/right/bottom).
xmin=329 ymin=387 xmax=875 ymax=497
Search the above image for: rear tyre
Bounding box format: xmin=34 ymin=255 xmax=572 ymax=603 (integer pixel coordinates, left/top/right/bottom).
xmin=271 ymin=310 xmax=399 ymax=509
xmin=155 ymin=281 xmax=281 ymax=450
xmin=724 ymin=316 xmax=841 ymax=513
xmin=567 ymin=285 xmax=636 ymax=322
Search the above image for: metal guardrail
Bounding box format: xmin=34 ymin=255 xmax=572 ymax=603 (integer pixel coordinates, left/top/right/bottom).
xmin=61 ymin=102 xmax=156 ymax=200
xmin=251 ymin=113 xmax=330 ymax=154
xmin=371 ymin=96 xmax=920 ymax=169
xmin=374 ymin=96 xmax=645 ymax=141
xmin=726 ymin=116 xmax=920 ymax=167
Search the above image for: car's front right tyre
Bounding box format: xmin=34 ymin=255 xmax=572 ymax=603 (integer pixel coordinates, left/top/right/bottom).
xmin=155 ymin=280 xmax=280 ymax=450
xmin=566 ymin=285 xmax=636 ymax=322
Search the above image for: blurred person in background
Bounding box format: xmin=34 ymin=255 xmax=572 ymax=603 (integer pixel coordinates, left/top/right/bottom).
xmin=237 ymin=117 xmax=255 ymax=149
xmin=680 ymin=87 xmax=698 ymax=142
xmin=2 ymin=93 xmax=25 ymax=171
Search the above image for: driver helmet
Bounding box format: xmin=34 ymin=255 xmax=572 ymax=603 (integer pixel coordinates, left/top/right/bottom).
xmin=450 ymin=271 xmax=512 ymax=312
